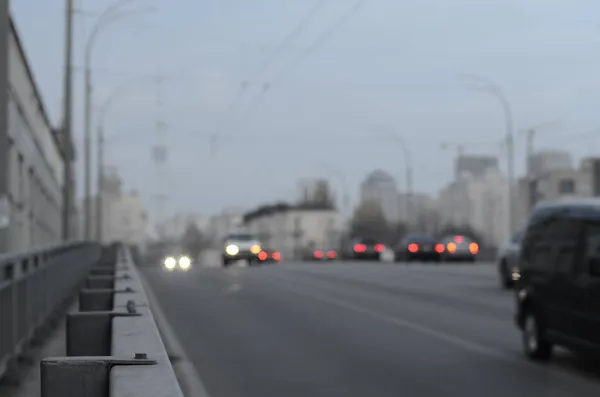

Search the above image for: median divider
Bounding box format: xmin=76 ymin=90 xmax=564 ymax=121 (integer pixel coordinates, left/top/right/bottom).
xmin=41 ymin=243 xmax=184 ymax=397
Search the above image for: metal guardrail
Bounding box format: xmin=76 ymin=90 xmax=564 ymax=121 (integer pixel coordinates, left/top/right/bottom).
xmin=41 ymin=243 xmax=184 ymax=397
xmin=0 ymin=241 xmax=101 ymax=381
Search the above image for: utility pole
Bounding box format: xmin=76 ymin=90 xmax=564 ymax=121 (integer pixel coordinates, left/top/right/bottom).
xmin=62 ymin=0 xmax=74 ymax=241
xmin=0 ymin=0 xmax=10 ymax=252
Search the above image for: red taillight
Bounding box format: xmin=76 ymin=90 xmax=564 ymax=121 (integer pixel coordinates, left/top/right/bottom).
xmin=375 ymin=244 xmax=385 ymax=253
xmin=435 ymin=244 xmax=444 ymax=253
xmin=272 ymin=252 xmax=281 ymax=261
xmin=258 ymin=251 xmax=268 ymax=261
xmin=469 ymin=243 xmax=479 ymax=254
xmin=327 ymin=251 xmax=336 ymax=259
xmin=455 ymin=235 xmax=464 ymax=244
xmin=408 ymin=243 xmax=419 ymax=253
xmin=354 ymin=244 xmax=367 ymax=253
xmin=314 ymin=250 xmax=324 ymax=259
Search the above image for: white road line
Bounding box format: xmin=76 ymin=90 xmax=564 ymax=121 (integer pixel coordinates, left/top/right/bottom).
xmin=272 ymin=278 xmax=515 ymax=361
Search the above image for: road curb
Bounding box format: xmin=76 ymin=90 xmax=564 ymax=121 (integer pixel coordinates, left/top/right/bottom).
xmin=139 ymin=270 xmax=211 ymax=397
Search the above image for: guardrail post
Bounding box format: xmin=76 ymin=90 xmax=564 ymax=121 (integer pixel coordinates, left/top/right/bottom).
xmin=41 ymin=356 xmax=156 ymax=397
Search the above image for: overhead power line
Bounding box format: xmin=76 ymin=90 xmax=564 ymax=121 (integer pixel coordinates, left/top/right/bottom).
xmin=212 ymin=0 xmax=330 ymax=143
xmin=229 ymin=0 xmax=369 ymax=131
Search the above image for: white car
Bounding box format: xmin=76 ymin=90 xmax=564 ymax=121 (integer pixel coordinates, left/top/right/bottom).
xmin=222 ymin=233 xmax=263 ymax=267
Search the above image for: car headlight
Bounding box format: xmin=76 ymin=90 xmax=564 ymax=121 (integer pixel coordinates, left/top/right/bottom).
xmin=250 ymin=244 xmax=261 ymax=254
xmin=179 ymin=256 xmax=191 ymax=269
xmin=164 ymin=257 xmax=176 ymax=269
xmin=225 ymin=244 xmax=239 ymax=256
xmin=511 ymin=268 xmax=521 ymax=281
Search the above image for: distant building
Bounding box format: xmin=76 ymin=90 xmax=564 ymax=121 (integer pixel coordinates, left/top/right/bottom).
xmin=528 ymin=150 xmax=572 ymax=175
xmin=455 ymin=155 xmax=498 ymax=179
xmin=207 ymin=207 xmax=245 ymax=243
xmin=84 ymin=169 xmax=149 ymax=251
xmin=360 ymin=170 xmax=400 ymax=223
xmin=515 ymin=155 xmax=597 ymax=228
xmin=243 ymin=203 xmax=343 ymax=260
xmin=439 ymin=168 xmax=509 ymax=246
xmin=157 ymin=213 xmax=209 ymax=240
xmin=399 ymin=193 xmax=439 ymax=233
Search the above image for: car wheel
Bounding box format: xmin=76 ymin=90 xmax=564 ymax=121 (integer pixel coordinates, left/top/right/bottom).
xmin=522 ymin=311 xmax=553 ymax=361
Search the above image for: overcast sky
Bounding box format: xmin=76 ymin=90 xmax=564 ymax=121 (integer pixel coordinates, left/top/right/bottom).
xmin=10 ymin=0 xmax=600 ymax=218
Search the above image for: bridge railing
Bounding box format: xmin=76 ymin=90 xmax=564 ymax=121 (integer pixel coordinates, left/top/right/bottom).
xmin=41 ymin=243 xmax=184 ymax=397
xmin=0 ymin=241 xmax=101 ymax=381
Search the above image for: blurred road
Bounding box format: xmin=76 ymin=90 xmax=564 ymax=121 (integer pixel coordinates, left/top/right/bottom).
xmin=142 ymin=262 xmax=600 ymax=397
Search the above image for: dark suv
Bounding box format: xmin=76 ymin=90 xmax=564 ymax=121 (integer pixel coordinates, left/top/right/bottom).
xmin=515 ymin=198 xmax=600 ymax=361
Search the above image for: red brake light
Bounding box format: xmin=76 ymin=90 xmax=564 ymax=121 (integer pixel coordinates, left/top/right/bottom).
xmin=455 ymin=236 xmax=464 ymax=244
xmin=469 ymin=243 xmax=479 ymax=254
xmin=314 ymin=250 xmax=324 ymax=258
xmin=272 ymin=252 xmax=281 ymax=261
xmin=258 ymin=251 xmax=268 ymax=261
xmin=327 ymin=251 xmax=336 ymax=259
xmin=408 ymin=243 xmax=419 ymax=253
xmin=354 ymin=244 xmax=366 ymax=253
xmin=435 ymin=244 xmax=444 ymax=253
xmin=375 ymin=244 xmax=385 ymax=253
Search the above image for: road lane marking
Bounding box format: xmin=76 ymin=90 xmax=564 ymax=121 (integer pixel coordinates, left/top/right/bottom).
xmin=271 ymin=278 xmax=515 ymax=361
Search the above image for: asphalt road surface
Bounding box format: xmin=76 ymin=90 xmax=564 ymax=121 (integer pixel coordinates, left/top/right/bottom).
xmin=142 ymin=261 xmax=600 ymax=397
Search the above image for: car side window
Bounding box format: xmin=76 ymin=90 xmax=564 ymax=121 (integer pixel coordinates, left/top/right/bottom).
xmin=522 ymin=211 xmax=556 ymax=271
xmin=583 ymin=223 xmax=600 ymax=277
xmin=522 ymin=210 xmax=579 ymax=274
xmin=552 ymin=218 xmax=581 ymax=275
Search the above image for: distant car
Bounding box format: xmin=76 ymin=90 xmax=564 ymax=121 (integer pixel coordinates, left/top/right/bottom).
xmin=395 ymin=235 xmax=441 ymax=262
xmin=258 ymin=248 xmax=282 ymax=264
xmin=438 ymin=235 xmax=479 ymax=262
xmin=222 ymin=233 xmax=263 ymax=267
xmin=497 ymin=230 xmax=523 ymax=288
xmin=162 ymin=253 xmax=192 ymax=271
xmin=346 ymin=238 xmax=386 ymax=260
xmin=308 ymin=248 xmax=338 ymax=261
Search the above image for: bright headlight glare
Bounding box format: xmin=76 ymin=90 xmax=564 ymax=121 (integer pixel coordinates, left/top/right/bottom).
xmin=250 ymin=245 xmax=261 ymax=254
xmin=179 ymin=256 xmax=191 ymax=268
xmin=225 ymin=244 xmax=239 ymax=256
xmin=164 ymin=257 xmax=176 ymax=269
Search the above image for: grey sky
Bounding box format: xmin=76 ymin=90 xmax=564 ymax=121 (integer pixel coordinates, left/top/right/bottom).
xmin=10 ymin=0 xmax=600 ymax=216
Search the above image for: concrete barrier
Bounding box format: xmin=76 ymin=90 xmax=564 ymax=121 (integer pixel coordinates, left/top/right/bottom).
xmin=40 ymin=243 xmax=184 ymax=397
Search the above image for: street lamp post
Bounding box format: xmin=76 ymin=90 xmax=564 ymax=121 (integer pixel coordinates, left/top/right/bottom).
xmin=95 ymin=79 xmax=153 ymax=241
xmin=83 ymin=0 xmax=147 ymax=240
xmin=458 ymin=74 xmax=516 ymax=234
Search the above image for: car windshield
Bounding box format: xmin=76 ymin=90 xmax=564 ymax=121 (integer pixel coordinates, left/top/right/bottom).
xmin=226 ymin=234 xmax=256 ymax=241
xmin=355 ymin=238 xmax=379 ymax=245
